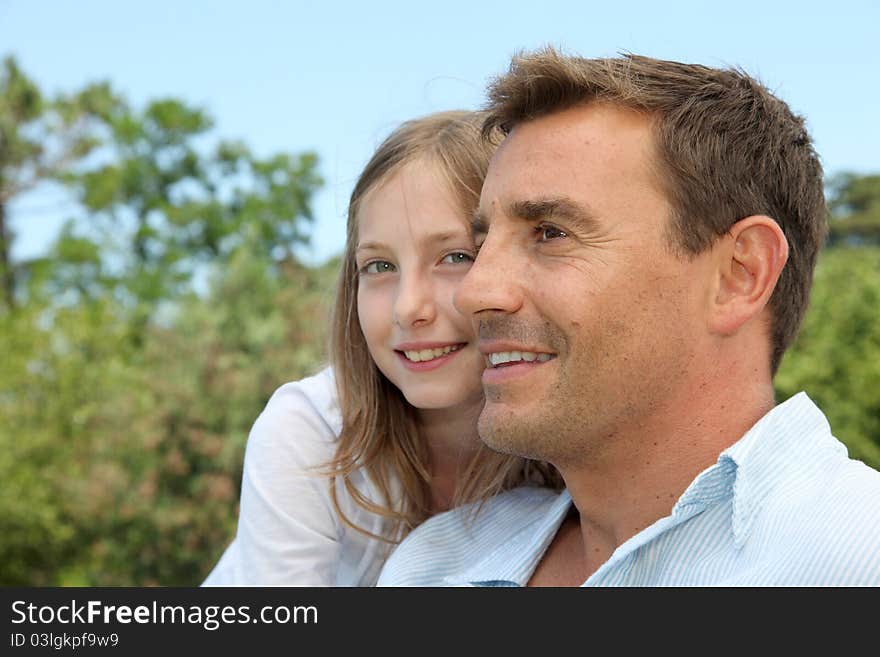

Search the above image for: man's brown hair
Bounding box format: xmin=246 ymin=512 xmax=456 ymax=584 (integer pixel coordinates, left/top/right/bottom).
xmin=483 ymin=47 xmax=827 ymax=374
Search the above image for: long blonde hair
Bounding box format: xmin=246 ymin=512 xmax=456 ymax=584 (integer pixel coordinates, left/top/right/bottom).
xmin=325 ymin=110 xmax=561 ymax=542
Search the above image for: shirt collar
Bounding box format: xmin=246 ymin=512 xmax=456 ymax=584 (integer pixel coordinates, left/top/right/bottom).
xmin=444 ymin=489 xmax=573 ymax=587
xmin=675 ymin=391 xmax=835 ymax=546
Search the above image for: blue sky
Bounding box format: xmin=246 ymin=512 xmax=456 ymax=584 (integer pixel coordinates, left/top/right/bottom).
xmin=2 ymin=0 xmax=878 ymax=265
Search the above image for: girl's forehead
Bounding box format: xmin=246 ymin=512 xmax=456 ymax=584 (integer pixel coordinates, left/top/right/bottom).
xmin=355 ymin=162 xmax=470 ymax=247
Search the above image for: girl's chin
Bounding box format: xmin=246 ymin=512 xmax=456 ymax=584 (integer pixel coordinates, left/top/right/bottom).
xmin=400 ymin=386 xmax=484 ymax=413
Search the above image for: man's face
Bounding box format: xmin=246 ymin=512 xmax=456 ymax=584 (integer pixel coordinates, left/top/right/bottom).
xmin=454 ymin=103 xmax=713 ymax=468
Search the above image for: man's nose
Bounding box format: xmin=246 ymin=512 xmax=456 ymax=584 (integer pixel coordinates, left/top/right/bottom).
xmin=394 ymin=271 xmax=436 ymax=328
xmin=454 ymin=232 xmax=522 ymax=318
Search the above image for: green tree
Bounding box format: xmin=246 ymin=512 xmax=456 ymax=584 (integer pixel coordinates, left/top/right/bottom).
xmin=775 ymin=172 xmax=880 ymax=469
xmin=0 ymin=55 xmax=115 ymax=310
xmin=0 ymin=62 xmax=332 ymax=585
xmin=0 ymin=249 xmax=341 ymax=584
xmin=57 ymin=97 xmax=322 ymax=326
xmin=825 ymin=172 xmax=880 ymax=246
xmin=0 ymin=293 xmax=137 ymax=584
xmin=94 ymin=249 xmax=340 ymax=585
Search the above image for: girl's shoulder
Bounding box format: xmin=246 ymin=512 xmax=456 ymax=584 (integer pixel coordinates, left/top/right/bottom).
xmin=258 ymin=365 xmax=342 ymax=440
xmin=242 ymin=366 xmax=343 ymax=473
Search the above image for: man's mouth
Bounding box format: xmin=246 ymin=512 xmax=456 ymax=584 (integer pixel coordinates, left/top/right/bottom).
xmin=487 ymin=351 xmax=555 ymax=367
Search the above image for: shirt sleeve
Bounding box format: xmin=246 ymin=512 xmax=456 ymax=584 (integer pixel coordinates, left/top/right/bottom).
xmin=203 ymin=366 xmax=344 ymax=585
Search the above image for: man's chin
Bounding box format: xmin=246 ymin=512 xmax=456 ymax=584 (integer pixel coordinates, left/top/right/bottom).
xmin=477 ymin=410 xmax=542 ymax=460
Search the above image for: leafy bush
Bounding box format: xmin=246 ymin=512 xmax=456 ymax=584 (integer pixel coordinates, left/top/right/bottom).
xmin=0 ymin=250 xmax=340 ymax=585
xmin=775 ymin=246 xmax=880 ymax=470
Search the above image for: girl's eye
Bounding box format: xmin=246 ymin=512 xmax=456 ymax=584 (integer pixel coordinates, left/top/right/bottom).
xmin=536 ymin=224 xmax=568 ymax=242
xmin=359 ymin=260 xmax=396 ymax=275
xmin=441 ymin=252 xmax=474 ymax=265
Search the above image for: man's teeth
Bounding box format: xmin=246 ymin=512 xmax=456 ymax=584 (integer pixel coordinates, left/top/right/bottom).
xmin=488 ymin=351 xmax=553 ymax=367
xmin=403 ymin=344 xmax=462 ymax=362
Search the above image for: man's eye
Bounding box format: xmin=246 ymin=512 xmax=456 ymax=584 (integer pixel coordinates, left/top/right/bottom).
xmin=360 ymin=260 xmax=396 ymax=274
xmin=441 ymin=252 xmax=474 ymax=265
xmin=536 ymin=224 xmax=568 ymax=241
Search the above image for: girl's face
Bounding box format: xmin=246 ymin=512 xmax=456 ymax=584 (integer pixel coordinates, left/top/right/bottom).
xmin=355 ymin=159 xmax=484 ymax=412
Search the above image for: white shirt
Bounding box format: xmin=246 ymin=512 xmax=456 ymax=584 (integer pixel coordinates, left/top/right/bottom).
xmin=378 ymin=392 xmax=880 ymax=586
xmin=203 ymin=366 xmax=395 ymax=586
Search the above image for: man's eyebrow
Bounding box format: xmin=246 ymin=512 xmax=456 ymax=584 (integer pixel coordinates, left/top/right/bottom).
xmin=471 ymin=211 xmax=489 ymax=237
xmin=472 ymin=197 xmax=599 ymax=236
xmin=509 ymin=197 xmax=599 ymax=230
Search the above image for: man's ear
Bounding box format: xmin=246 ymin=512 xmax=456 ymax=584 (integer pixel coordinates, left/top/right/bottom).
xmin=708 ymin=215 xmax=789 ymax=336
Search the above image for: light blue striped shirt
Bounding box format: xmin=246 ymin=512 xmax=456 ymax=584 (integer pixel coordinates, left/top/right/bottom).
xmin=377 ymin=393 xmax=880 ymax=586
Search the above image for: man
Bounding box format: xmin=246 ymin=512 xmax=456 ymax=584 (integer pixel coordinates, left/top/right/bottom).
xmin=377 ymin=48 xmax=880 ymax=586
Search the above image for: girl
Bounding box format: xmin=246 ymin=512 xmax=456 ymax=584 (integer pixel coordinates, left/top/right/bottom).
xmin=204 ymin=110 xmax=560 ymax=586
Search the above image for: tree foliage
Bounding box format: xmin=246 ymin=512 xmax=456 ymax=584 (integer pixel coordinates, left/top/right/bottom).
xmin=0 ymin=251 xmax=339 ymax=584
xmin=775 ymin=246 xmax=880 ymax=469
xmin=825 ymin=172 xmax=880 ymax=246
xmin=0 ymin=57 xmax=335 ymax=585
xmin=58 ymin=96 xmax=321 ymax=312
xmin=773 ymin=171 xmax=880 ymax=470
xmin=1 ymin=55 xmax=114 ymax=309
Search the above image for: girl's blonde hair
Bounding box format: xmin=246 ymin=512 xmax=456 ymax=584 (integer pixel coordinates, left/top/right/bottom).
xmin=325 ymin=110 xmax=561 ymax=542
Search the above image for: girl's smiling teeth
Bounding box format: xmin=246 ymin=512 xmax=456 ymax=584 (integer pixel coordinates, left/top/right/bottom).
xmin=401 ymin=344 xmax=464 ymax=362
